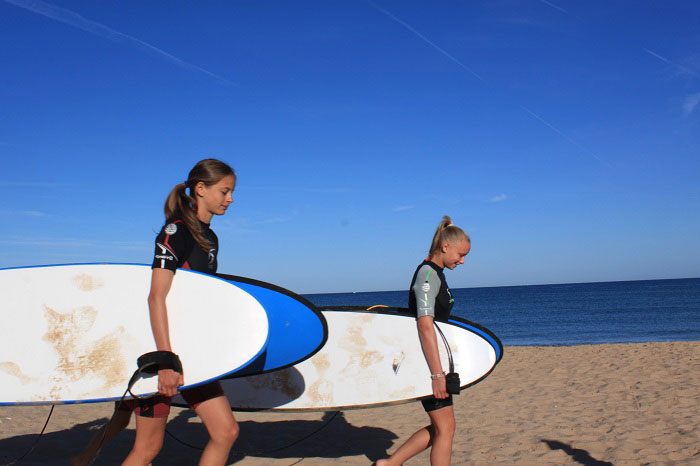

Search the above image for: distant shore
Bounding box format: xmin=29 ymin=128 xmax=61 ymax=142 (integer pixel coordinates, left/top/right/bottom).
xmin=1 ymin=341 xmax=697 ymax=464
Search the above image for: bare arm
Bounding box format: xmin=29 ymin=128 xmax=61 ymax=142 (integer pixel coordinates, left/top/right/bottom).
xmin=147 ymin=268 xmax=183 ymax=395
xmin=147 ymin=268 xmax=175 ymax=351
xmin=417 ymin=315 xmax=448 ymax=399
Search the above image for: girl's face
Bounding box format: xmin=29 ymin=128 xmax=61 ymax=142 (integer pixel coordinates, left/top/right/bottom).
xmin=441 ymin=239 xmax=471 ymax=270
xmin=196 ymin=174 xmax=236 ymax=217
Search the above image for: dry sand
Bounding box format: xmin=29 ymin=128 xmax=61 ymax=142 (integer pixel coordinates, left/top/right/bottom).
xmin=1 ymin=341 xmax=697 ymax=465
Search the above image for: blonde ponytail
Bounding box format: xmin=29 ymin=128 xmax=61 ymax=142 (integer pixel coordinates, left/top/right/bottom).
xmin=428 ymin=215 xmax=470 ymax=257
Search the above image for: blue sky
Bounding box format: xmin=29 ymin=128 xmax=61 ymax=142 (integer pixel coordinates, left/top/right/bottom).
xmin=1 ymin=0 xmax=698 ymax=293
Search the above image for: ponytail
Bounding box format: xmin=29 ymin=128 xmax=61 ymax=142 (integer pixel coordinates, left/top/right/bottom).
xmin=163 ymin=159 xmax=235 ymax=251
xmin=428 ymin=215 xmax=470 ymax=257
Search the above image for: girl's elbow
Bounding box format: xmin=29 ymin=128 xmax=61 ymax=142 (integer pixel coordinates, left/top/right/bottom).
xmin=147 ymin=293 xmax=164 ymax=308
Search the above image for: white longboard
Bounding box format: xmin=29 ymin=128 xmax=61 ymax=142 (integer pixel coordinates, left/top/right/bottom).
xmin=0 ymin=264 xmax=269 ymax=405
xmin=213 ymin=308 xmax=502 ymax=411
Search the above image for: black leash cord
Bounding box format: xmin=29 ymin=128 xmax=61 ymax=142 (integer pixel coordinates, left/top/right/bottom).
xmin=86 ymin=361 xmax=160 ymax=466
xmin=0 ymin=359 xmax=163 ymax=465
xmin=165 ymin=410 xmax=341 ymax=459
xmin=0 ymin=405 xmax=54 ymax=466
xmin=434 ymin=322 xmax=454 ymax=373
xmin=84 ymin=387 xmax=131 ymax=466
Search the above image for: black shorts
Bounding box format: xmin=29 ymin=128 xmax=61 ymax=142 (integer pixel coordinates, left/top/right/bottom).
xmin=116 ymin=381 xmax=225 ymax=418
xmin=421 ymin=395 xmax=453 ymax=412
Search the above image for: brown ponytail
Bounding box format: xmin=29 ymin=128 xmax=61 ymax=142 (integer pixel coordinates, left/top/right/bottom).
xmin=163 ymin=158 xmax=235 ymax=251
xmin=428 ymin=215 xmax=470 ymax=257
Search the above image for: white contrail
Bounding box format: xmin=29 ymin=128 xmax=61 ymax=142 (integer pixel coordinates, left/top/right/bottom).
xmin=366 ymin=0 xmax=484 ymax=82
xmin=539 ymin=0 xmax=568 ymax=14
xmin=645 ymin=48 xmax=699 ymax=78
xmin=645 ymin=48 xmax=672 ymax=64
xmin=366 ymin=0 xmax=607 ymax=166
xmin=520 ymin=105 xmax=609 ymax=166
xmin=3 ymin=0 xmax=233 ymax=85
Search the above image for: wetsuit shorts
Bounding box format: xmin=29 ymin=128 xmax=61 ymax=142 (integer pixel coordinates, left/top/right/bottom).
xmin=421 ymin=394 xmax=453 ymax=412
xmin=116 ymin=381 xmax=225 ymax=418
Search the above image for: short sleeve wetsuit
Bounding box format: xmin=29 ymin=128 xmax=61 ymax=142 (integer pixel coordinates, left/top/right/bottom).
xmin=123 ymin=218 xmax=225 ymax=418
xmin=408 ymin=260 xmax=455 ymax=412
xmin=152 ymin=218 xmax=218 ymax=274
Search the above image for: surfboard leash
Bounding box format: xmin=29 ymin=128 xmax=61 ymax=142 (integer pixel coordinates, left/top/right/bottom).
xmin=0 ymin=355 xmax=163 ymax=465
xmin=84 ymin=387 xmax=132 ymax=466
xmin=164 ymin=410 xmax=340 ymax=463
xmin=85 ymin=358 xmax=164 ymax=466
xmin=0 ymin=405 xmax=54 ymax=466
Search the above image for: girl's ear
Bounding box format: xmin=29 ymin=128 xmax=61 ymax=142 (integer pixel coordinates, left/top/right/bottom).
xmin=194 ymin=181 xmax=206 ymax=197
xmin=441 ymin=241 xmax=449 ymax=253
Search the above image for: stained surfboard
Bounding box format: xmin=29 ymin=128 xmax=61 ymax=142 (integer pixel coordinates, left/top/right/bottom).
xmin=0 ymin=263 xmax=269 ymax=406
xmin=214 ymin=307 xmax=503 ymax=411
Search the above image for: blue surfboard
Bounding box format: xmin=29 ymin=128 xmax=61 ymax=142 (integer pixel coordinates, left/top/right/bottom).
xmin=215 ymin=273 xmax=328 ymax=378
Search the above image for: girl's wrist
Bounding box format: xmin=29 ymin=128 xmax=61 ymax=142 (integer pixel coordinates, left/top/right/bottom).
xmin=430 ymin=371 xmax=446 ymax=380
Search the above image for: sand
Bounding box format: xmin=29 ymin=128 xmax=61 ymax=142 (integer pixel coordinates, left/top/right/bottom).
xmin=1 ymin=341 xmax=697 ymax=465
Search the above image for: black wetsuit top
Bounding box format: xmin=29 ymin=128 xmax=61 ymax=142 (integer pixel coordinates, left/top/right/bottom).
xmin=408 ymin=260 xmax=454 ymax=323
xmin=151 ymin=218 xmax=218 ymax=275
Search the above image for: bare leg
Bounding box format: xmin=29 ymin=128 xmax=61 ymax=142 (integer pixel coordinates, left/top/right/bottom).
xmin=377 ymin=405 xmax=455 ymax=466
xmin=427 ymin=406 xmax=455 ymax=466
xmin=121 ymin=415 xmax=167 ymax=466
xmin=194 ymin=395 xmax=239 ymax=466
xmin=376 ymin=425 xmax=433 ymax=465
xmin=71 ymin=409 xmax=132 ymax=466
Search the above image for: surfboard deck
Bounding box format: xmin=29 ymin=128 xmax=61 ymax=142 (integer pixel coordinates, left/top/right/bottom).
xmin=0 ymin=264 xmax=269 ymax=406
xmin=202 ymin=307 xmax=502 ymax=412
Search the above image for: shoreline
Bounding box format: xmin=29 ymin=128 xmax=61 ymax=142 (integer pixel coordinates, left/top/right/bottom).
xmin=1 ymin=341 xmax=698 ymax=464
xmin=505 ymin=337 xmax=700 ymax=347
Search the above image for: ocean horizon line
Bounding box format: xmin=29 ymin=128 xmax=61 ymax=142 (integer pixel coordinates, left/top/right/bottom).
xmin=304 ymin=276 xmax=699 ymax=297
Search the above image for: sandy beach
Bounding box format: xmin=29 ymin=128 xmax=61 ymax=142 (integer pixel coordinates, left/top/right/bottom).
xmin=1 ymin=341 xmax=697 ymax=465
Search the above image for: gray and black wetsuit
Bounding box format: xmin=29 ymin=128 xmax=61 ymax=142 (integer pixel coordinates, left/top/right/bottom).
xmin=409 ymin=260 xmax=454 ymax=322
xmin=408 ymin=260 xmax=455 ymax=412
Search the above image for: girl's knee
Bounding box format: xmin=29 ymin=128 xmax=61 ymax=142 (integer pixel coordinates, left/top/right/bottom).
xmin=433 ymin=417 xmax=455 ymax=438
xmin=211 ymin=423 xmax=239 ymax=446
xmin=441 ymin=421 xmax=456 ymax=438
xmin=132 ymin=439 xmax=163 ymax=463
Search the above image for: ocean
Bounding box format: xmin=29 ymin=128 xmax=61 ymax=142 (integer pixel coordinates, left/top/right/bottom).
xmin=304 ymin=278 xmax=700 ymax=347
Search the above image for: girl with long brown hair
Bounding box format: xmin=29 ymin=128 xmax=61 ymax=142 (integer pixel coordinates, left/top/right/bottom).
xmin=121 ymin=158 xmax=239 ymax=466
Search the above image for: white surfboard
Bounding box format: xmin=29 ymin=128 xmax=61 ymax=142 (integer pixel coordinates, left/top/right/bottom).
xmin=213 ymin=308 xmax=502 ymax=411
xmin=0 ymin=264 xmax=269 ymax=406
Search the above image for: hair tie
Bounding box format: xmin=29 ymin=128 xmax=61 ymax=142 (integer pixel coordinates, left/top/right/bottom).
xmin=446 ymin=223 xmax=454 ymax=228
xmin=183 ymin=181 xmax=189 ymax=188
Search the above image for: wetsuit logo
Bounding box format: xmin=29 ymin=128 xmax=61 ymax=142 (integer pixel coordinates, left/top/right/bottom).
xmin=156 ymin=243 xmax=178 ymax=260
xmin=208 ymin=248 xmax=216 ymax=266
xmin=164 ymin=223 xmax=178 ymax=235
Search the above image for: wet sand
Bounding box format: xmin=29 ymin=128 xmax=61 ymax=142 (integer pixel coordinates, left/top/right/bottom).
xmin=1 ymin=341 xmax=697 ymax=464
